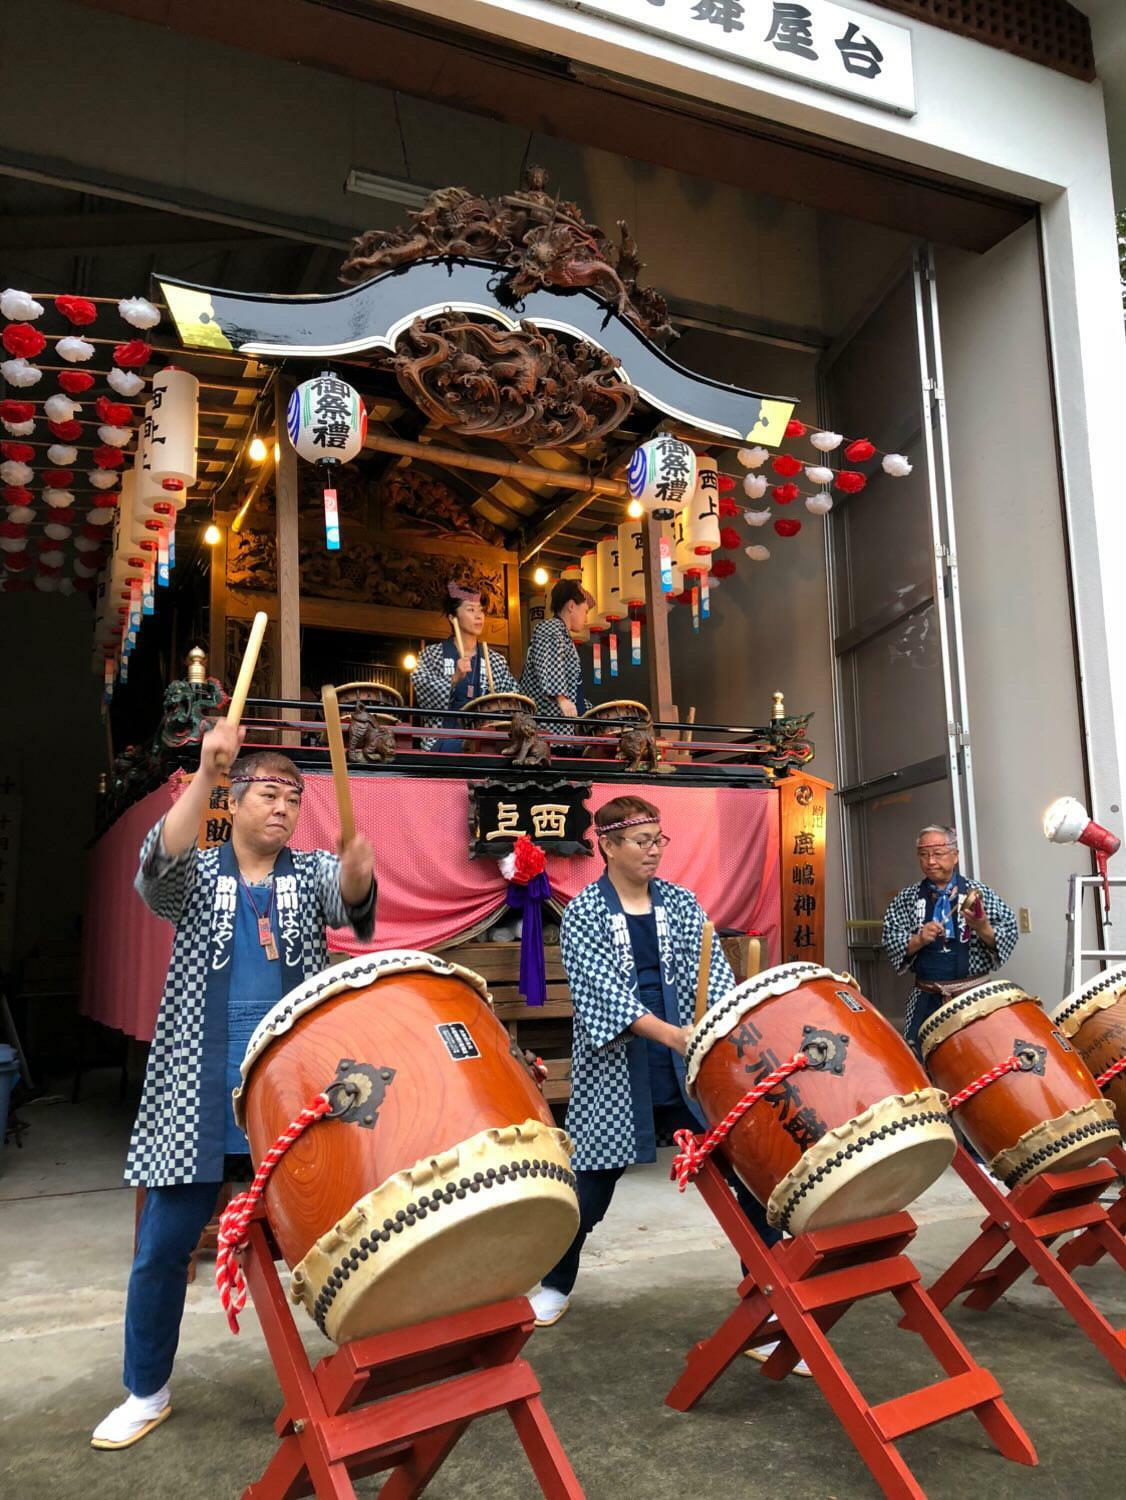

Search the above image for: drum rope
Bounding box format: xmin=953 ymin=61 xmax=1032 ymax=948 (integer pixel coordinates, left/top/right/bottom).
xmin=671 ymin=1052 xmax=811 ymax=1190
xmin=215 ymin=1091 xmax=334 ymax=1334
xmin=945 ymin=1055 xmax=1022 ymax=1112
xmin=1095 ymin=1053 xmax=1126 ymax=1089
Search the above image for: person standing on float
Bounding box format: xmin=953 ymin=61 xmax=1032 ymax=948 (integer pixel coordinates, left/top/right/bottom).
xmin=92 ymin=720 xmax=376 ymax=1451
xmin=520 ymin=578 xmax=591 ymax=739
xmin=411 ymin=581 xmax=520 ymax=752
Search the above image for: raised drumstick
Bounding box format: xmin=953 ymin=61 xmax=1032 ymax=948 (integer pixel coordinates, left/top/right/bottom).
xmin=217 ymin=609 xmax=267 ymax=771
xmin=483 ymin=641 xmax=495 ymax=694
xmin=321 ymin=683 xmax=356 ymax=846
xmin=452 ymin=617 xmax=466 ymax=661
xmin=695 ymin=919 xmax=715 ymax=1024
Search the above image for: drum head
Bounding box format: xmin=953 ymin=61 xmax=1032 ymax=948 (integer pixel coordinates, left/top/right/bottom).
xmin=470 ymin=693 xmax=535 ymax=716
xmin=917 ymin=979 xmax=1031 ymax=1062
xmin=579 ymin=700 xmax=650 ymax=722
xmin=1052 ymin=963 xmax=1126 ymax=1038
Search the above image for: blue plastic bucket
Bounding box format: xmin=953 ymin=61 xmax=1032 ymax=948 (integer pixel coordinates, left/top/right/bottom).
xmin=0 ymin=1044 xmax=19 ymax=1147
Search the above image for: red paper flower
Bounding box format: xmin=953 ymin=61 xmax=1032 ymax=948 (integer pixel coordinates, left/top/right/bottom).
xmin=41 ymin=469 xmax=75 ymax=487
xmin=833 ymin=470 xmax=867 ymax=494
xmin=74 ymin=575 xmax=99 ymax=592
xmin=718 ymin=526 xmax=741 ymax=550
xmin=770 ymin=454 xmax=803 ymax=478
xmin=55 ymin=295 xmax=97 ymax=327
xmin=3 ymin=485 xmax=33 ymax=505
xmin=37 ymin=561 xmax=62 ymax=574
xmin=2 ymin=324 xmax=46 ymax=359
xmin=93 ymin=444 xmax=126 ymax=469
xmin=718 ymin=494 xmax=740 ymax=518
xmin=96 ymin=396 xmax=133 ymax=426
xmin=674 ymin=589 xmax=693 ymax=605
xmin=3 ymin=575 xmax=34 ymax=589
xmin=46 ymin=507 xmax=76 ymax=524
xmin=81 ymin=522 xmax=110 ymax=540
xmin=113 ymin=340 xmax=151 ymax=368
xmin=0 ymin=441 xmax=35 ymax=462
xmin=785 ymin=419 xmax=807 ymax=438
xmin=844 ymin=438 xmax=876 ymax=463
xmin=4 ymin=552 xmax=32 ymax=571
xmin=58 ymin=370 xmax=95 ymax=395
xmin=0 ymin=521 xmax=27 ymax=538
xmin=717 ymin=473 xmax=736 ymax=493
xmin=774 ymin=517 xmax=802 ymax=538
xmin=510 ymin=834 xmax=546 ymax=884
xmin=0 ymin=399 xmax=35 ymax=424
xmin=711 ymin=557 xmax=736 ymax=579
xmin=772 ymin=483 xmax=799 ymax=504
xmin=49 ymin=419 xmax=83 ymax=442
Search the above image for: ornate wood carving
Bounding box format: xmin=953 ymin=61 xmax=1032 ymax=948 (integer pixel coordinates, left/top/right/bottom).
xmin=380 ymin=467 xmax=504 ymax=546
xmin=392 ymin=315 xmax=635 ymax=447
xmin=341 ymin=167 xmax=675 ymax=346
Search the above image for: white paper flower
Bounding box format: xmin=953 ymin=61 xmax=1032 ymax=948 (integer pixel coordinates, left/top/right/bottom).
xmin=2 ymin=418 xmax=34 ymax=437
xmin=45 ymin=523 xmax=72 ymax=540
xmin=743 ymin=507 xmax=772 ymax=527
xmin=737 ymin=446 xmax=769 ymax=469
xmin=1 ymin=357 xmax=42 ymax=387
xmin=97 ymin=423 xmax=132 ymax=448
xmin=0 ymin=460 xmax=33 ymax=486
xmin=56 ymin=335 xmax=95 ymax=363
xmin=805 ymin=492 xmax=834 ymax=515
xmin=810 ymin=431 xmax=843 ymax=452
xmin=498 ymin=851 xmax=517 ymax=881
xmin=58 ymin=576 xmax=76 ymax=595
xmin=47 ymin=444 xmax=78 ymax=465
xmin=75 ymin=537 xmax=101 ymax=555
xmin=1 ymin=289 xmax=44 ymax=321
xmin=35 ymin=574 xmax=60 ymax=591
xmin=118 ymin=296 xmax=161 ymax=330
xmin=74 ymin=556 xmax=99 ymax=574
xmin=87 ymin=506 xmax=115 ymax=525
xmin=88 ymin=470 xmax=120 ymax=490
xmin=805 ymin=466 xmax=834 ymax=485
xmin=45 ymin=392 xmax=81 ymax=423
xmin=107 ymin=367 xmax=144 ymax=397
xmin=0 ymin=537 xmax=27 ymax=552
xmin=882 ymin=453 xmax=912 ymax=477
xmin=6 ymin=505 xmax=34 ymax=524
xmin=744 ymin=544 xmax=771 ymax=561
xmin=742 ymin=474 xmax=768 ymax=501
xmin=43 ymin=488 xmax=75 ymax=508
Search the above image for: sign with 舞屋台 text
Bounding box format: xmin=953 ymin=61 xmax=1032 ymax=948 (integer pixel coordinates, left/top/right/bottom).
xmin=544 ymin=0 xmax=915 ymax=116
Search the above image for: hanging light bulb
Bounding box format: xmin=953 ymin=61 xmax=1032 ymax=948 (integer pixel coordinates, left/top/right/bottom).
xmin=627 ymin=498 xmax=644 ymax=520
xmin=248 ymin=435 xmax=268 ymax=463
xmin=273 ymin=441 xmax=280 ymax=464
xmin=532 ymin=565 xmax=549 ymax=587
xmin=203 ymin=523 xmax=221 ymax=546
xmin=402 ymin=651 xmax=418 ymax=671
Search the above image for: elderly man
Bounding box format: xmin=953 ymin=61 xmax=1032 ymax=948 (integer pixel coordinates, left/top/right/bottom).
xmin=92 ymin=720 xmax=376 ymax=1451
xmin=883 ymin=823 xmax=1017 ymax=1054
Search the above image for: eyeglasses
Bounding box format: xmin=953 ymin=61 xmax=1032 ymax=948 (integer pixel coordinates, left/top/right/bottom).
xmin=621 ymin=833 xmax=671 ymax=851
xmin=916 ymin=845 xmax=956 ymax=859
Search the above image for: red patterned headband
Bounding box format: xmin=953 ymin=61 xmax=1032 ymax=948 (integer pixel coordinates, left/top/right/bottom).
xmin=230 ymin=775 xmax=303 ymax=793
xmin=597 ymin=814 xmax=660 ymax=834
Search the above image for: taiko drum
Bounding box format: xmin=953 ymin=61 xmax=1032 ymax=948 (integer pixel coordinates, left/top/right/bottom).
xmin=684 ymin=963 xmax=956 ymax=1234
xmin=1052 ymin=964 xmax=1126 ymax=1134
xmin=462 ymin=691 xmax=536 ymax=753
xmin=234 ymin=951 xmax=579 ymax=1343
xmin=920 ymin=979 xmax=1119 ymax=1187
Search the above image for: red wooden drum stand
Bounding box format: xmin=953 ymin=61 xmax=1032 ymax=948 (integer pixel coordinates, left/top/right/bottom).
xmin=666 ymin=1158 xmax=1036 ymax=1500
xmin=238 ymin=1206 xmax=585 ymax=1500
xmin=925 ymin=1146 xmax=1126 ymax=1381
xmin=1055 ymin=1144 xmax=1126 ymax=1272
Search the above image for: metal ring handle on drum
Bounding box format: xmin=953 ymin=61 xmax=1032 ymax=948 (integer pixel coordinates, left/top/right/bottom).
xmin=322 ymin=1077 xmax=363 ymax=1118
xmin=1012 ymin=1039 xmax=1047 ymax=1077
xmin=799 ymin=1025 xmax=851 ymax=1075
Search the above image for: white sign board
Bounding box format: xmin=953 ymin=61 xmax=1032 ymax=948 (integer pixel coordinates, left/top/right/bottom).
xmin=543 ymin=0 xmax=916 ymax=116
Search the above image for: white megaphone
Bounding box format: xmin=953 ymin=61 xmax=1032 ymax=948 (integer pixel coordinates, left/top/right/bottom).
xmin=1043 ymin=796 xmax=1121 ymax=914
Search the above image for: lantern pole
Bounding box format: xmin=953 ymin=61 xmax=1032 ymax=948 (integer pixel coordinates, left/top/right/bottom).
xmin=274 ymin=372 xmax=302 ymax=745
xmin=642 ymin=517 xmax=675 ymax=725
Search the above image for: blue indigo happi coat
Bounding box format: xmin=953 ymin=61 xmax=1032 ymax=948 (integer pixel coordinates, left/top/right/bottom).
xmin=411 ymin=638 xmax=520 ymax=750
xmin=520 ymin=615 xmax=586 ymax=735
xmin=123 ymin=818 xmax=375 ymax=1188
xmin=561 ymin=876 xmax=733 ymax=1171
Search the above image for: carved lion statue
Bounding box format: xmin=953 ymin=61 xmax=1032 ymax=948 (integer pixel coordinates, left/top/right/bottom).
xmin=500 ymin=712 xmax=551 ymax=766
xmin=346 ymin=710 xmax=397 ymax=765
xmin=617 ymin=726 xmax=661 ymax=774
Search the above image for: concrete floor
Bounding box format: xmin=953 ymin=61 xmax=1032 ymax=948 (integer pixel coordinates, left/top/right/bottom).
xmin=2 ymin=1074 xmax=1124 ymax=1499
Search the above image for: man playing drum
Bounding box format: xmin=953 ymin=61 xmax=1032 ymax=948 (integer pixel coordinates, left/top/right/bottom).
xmin=528 ymin=796 xmax=808 ymax=1373
xmin=92 ymin=720 xmax=376 ymax=1451
xmin=882 ymin=823 xmax=1018 ymax=1055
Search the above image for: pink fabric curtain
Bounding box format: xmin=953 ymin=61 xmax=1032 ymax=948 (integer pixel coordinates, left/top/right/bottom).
xmin=81 ymin=774 xmax=780 ymax=1043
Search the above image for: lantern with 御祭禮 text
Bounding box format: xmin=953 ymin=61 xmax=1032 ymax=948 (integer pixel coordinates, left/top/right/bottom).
xmin=626 ymin=435 xmax=697 ymax=518
xmin=287 ymin=370 xmax=368 ymax=551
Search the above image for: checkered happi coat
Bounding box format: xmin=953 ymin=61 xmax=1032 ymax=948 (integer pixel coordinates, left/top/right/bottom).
xmin=123 ymin=818 xmax=375 ymax=1187
xmin=561 ymin=877 xmax=734 ymax=1171
xmin=882 ymin=879 xmax=1018 ymax=1042
xmin=520 ymin=615 xmax=584 ymax=735
xmin=412 ymin=640 xmax=519 ymax=750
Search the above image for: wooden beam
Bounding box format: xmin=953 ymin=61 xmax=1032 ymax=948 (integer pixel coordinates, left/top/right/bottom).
xmin=642 ymin=518 xmax=674 ymax=723
xmin=225 ymin=590 xmax=510 ymax=646
xmin=273 ymin=375 xmax=302 ymax=726
xmin=208 ymin=518 xmax=228 ymax=686
xmin=364 ymin=431 xmax=629 ymax=500
xmin=520 ymin=490 xmax=619 ymax=565
xmin=505 ymin=559 xmax=525 ymax=677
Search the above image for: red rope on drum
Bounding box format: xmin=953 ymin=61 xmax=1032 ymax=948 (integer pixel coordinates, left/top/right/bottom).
xmin=672 ymin=1052 xmax=810 ymax=1191
xmin=946 ymin=1055 xmax=1022 ymax=1112
xmin=215 ymin=1091 xmax=333 ymax=1335
xmin=1096 ymin=1054 xmax=1126 ymax=1089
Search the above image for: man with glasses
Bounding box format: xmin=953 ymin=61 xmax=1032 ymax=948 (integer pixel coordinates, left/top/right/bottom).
xmin=528 ymin=796 xmax=806 ymax=1372
xmin=882 ymin=823 xmax=1018 ymax=1055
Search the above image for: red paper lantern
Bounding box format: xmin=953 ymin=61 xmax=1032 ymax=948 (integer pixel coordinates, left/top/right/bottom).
xmin=93 ymin=444 xmax=126 ymax=469
xmin=41 ymin=469 xmax=75 ymax=487
xmin=774 ymin=517 xmax=802 ymax=538
xmin=2 ymin=485 xmax=33 ymax=505
xmin=711 ymin=557 xmax=736 ymax=579
xmin=48 ymin=419 xmax=83 ymax=442
xmin=96 ymin=396 xmax=133 ymax=426
xmin=833 ymin=470 xmax=867 ymax=494
xmin=0 ymin=399 xmax=35 ymax=424
xmin=0 ymin=441 xmax=35 ymax=463
xmin=772 ymin=483 xmax=799 ymax=504
xmin=785 ymin=419 xmax=807 ymax=438
xmin=718 ymin=525 xmax=741 ymax=550
xmin=58 ymin=370 xmax=95 ymax=395
xmin=771 ymin=453 xmax=803 ymax=478
xmin=55 ymin=295 xmax=98 ymax=327
xmin=2 ymin=324 xmax=46 ymax=359
xmin=844 ymin=438 xmax=876 ymax=463
xmin=113 ymin=340 xmax=151 ymax=368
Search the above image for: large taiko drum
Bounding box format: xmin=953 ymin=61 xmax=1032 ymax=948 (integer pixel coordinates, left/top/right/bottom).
xmin=463 ymin=691 xmax=536 ymax=752
xmin=684 ymin=963 xmax=956 ymax=1234
xmin=919 ymin=978 xmax=1119 ymax=1187
xmin=233 ymin=951 xmax=579 ymax=1343
xmin=1051 ymin=964 xmax=1126 ymax=1134
xmin=580 ymin=699 xmax=650 ymax=759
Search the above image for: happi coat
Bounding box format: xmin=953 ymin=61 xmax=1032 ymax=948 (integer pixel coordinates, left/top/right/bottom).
xmin=520 ymin=615 xmax=586 ymax=736
xmin=123 ymin=818 xmax=376 ymax=1188
xmin=411 ymin=638 xmax=519 ymax=750
xmin=561 ymin=874 xmax=734 ymax=1171
xmin=882 ymin=874 xmax=1018 ymax=1044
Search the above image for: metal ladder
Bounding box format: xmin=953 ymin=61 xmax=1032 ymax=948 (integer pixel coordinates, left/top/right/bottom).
xmin=1063 ymin=874 xmax=1126 ymax=996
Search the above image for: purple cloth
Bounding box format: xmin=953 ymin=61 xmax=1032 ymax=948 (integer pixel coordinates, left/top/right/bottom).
xmin=506 ymin=870 xmax=552 ymax=1006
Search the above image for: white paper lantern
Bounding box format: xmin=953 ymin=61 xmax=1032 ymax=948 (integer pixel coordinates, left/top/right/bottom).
xmin=47 ymin=444 xmax=78 ymax=465
xmin=580 ymin=548 xmax=600 ymax=625
xmin=561 ymin=563 xmax=582 ymax=583
xmin=685 ymin=455 xmax=721 ymax=559
xmin=131 ymin=439 xmax=178 ymax=541
xmin=287 ymin=371 xmax=366 ymax=466
xmin=107 ymin=367 xmax=145 ymax=398
xmin=626 ymin=435 xmax=697 ymax=516
xmin=1 ymin=358 xmax=41 ymax=387
xmin=617 ymin=519 xmax=646 ymax=607
xmin=142 ymin=368 xmax=199 ymax=493
xmin=595 ymin=533 xmax=625 ymax=622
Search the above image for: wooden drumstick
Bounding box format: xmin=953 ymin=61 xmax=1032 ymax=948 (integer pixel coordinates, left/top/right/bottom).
xmin=452 ymin=617 xmax=466 ymax=661
xmin=483 ymin=641 xmax=495 ymax=694
xmin=321 ymin=684 xmax=356 ymax=847
xmin=684 ymin=705 xmax=696 ymax=746
xmin=217 ymin=609 xmax=268 ymax=771
xmin=695 ymin=920 xmax=715 ymax=1024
